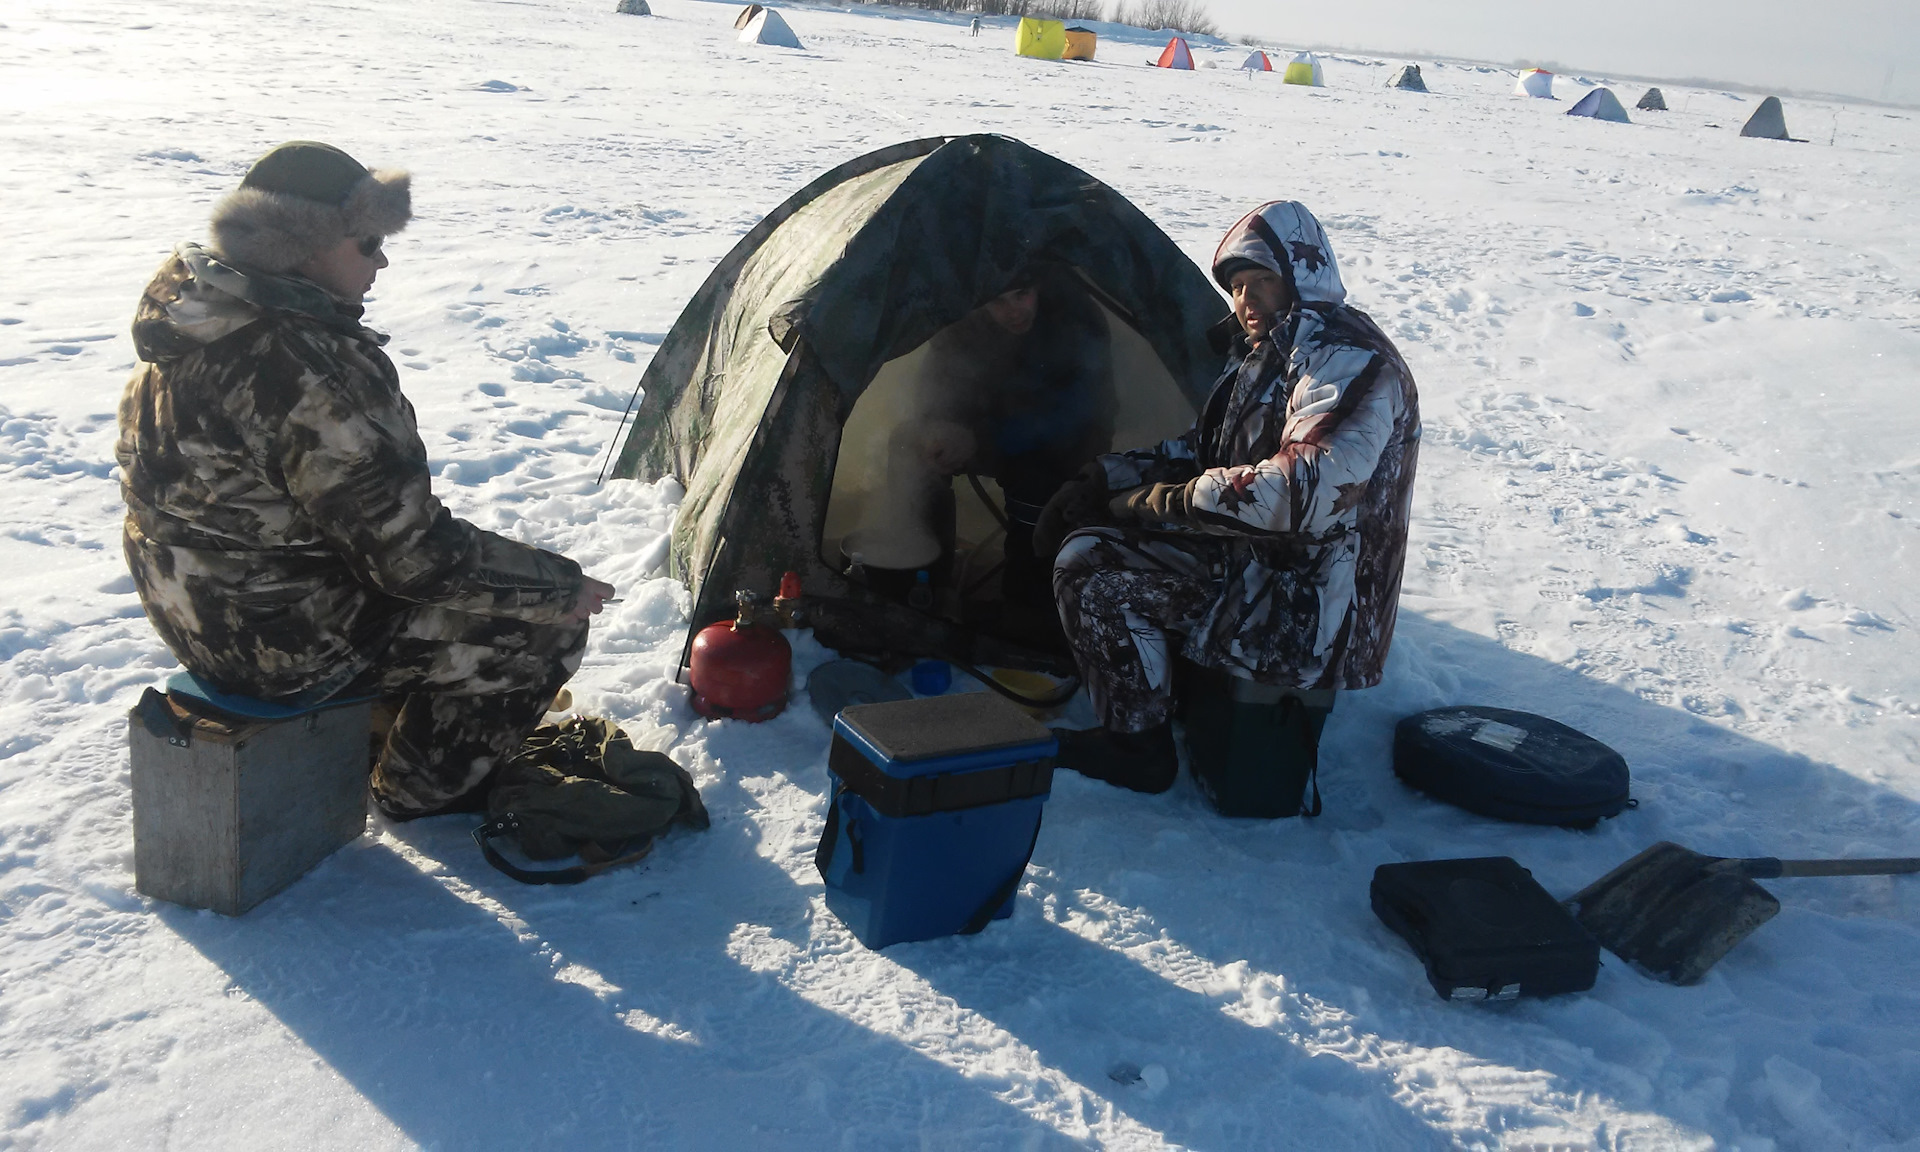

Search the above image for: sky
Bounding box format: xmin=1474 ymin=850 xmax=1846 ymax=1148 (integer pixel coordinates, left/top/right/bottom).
xmin=1213 ymin=0 xmax=1920 ymax=107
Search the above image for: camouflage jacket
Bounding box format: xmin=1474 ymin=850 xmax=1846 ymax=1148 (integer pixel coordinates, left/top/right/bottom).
xmin=117 ymin=245 xmax=583 ymax=700
xmin=1100 ymin=203 xmax=1421 ymax=690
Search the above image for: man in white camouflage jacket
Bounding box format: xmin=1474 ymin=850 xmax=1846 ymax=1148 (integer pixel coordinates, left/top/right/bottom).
xmin=118 ymin=141 xmax=615 ymax=819
xmin=1036 ymin=201 xmax=1421 ymax=793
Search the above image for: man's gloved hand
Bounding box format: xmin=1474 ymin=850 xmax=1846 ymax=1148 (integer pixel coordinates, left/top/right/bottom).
xmin=1108 ymin=481 xmax=1195 ymax=526
xmin=1033 ymin=463 xmax=1111 ymax=559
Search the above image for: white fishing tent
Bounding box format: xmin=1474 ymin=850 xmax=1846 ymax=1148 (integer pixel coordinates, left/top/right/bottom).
xmin=1515 ymin=68 xmax=1554 ymax=98
xmin=739 ymin=6 xmax=801 ymax=48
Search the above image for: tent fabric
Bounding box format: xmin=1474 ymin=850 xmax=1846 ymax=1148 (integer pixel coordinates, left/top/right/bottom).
xmin=1063 ymin=27 xmax=1097 ymax=60
xmin=1514 ymin=68 xmax=1554 ymax=98
xmin=609 ymin=135 xmax=1230 ymax=642
xmin=1636 ymin=87 xmax=1667 ymax=111
xmin=1387 ymin=63 xmax=1426 ymax=91
xmin=1154 ymin=38 xmax=1192 ymax=70
xmin=733 ymin=3 xmax=762 ymax=30
xmin=739 ymin=7 xmax=800 ymax=47
xmin=615 ymin=0 xmax=651 ymax=14
xmin=1741 ymin=96 xmax=1794 ymax=140
xmin=1014 ymin=18 xmax=1066 ymax=60
xmin=1239 ymin=50 xmax=1272 ymax=72
xmin=1282 ymin=52 xmax=1322 ymax=86
xmin=1567 ymin=87 xmax=1630 ymax=123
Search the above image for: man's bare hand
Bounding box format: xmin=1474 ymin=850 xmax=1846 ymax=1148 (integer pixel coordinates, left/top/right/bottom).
xmin=569 ymin=576 xmax=617 ymax=621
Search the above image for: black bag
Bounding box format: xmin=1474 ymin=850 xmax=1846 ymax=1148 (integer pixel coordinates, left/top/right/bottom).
xmin=475 ymin=716 xmax=709 ymax=884
xmin=1393 ymin=706 xmax=1632 ymax=828
xmin=1371 ymin=856 xmax=1600 ymax=1002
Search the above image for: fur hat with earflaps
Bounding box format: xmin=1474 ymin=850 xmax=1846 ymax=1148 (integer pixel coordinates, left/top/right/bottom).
xmin=209 ymin=141 xmax=411 ymax=274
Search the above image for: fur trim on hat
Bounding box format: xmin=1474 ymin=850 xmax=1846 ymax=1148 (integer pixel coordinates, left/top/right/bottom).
xmin=208 ymin=168 xmax=410 ymax=275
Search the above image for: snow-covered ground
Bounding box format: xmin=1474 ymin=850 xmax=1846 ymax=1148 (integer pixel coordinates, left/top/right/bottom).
xmin=3 ymin=0 xmax=1918 ymax=1147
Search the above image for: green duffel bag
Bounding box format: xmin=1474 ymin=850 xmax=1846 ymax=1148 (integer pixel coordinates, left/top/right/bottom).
xmin=476 ymin=716 xmax=710 ymax=884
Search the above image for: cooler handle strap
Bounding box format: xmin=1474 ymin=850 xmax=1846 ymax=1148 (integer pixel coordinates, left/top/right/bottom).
xmin=960 ymin=815 xmax=1043 ymax=936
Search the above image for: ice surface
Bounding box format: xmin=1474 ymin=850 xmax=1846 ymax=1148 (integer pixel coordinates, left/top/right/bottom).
xmin=1 ymin=0 xmax=1917 ymax=1148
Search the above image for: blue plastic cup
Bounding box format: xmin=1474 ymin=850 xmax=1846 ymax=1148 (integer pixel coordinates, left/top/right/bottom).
xmin=910 ymin=660 xmax=952 ymax=696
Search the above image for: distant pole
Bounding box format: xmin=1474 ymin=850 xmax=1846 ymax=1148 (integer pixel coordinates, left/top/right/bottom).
xmin=1829 ymin=113 xmax=1838 ymax=146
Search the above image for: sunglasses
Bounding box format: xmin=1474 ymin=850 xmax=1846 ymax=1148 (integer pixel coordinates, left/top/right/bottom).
xmin=356 ymin=235 xmax=384 ymax=258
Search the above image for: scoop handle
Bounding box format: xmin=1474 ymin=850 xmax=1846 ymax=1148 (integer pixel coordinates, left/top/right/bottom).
xmin=1742 ymin=857 xmax=1920 ymax=879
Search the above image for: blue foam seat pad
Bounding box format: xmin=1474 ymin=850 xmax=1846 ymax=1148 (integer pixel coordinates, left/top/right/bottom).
xmin=164 ymin=671 xmax=373 ymax=721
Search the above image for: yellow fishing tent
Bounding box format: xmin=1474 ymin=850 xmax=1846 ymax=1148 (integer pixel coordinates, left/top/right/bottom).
xmin=1063 ymin=26 xmax=1096 ymax=60
xmin=1014 ymin=18 xmax=1066 ymax=60
xmin=1282 ymin=52 xmax=1323 ymax=86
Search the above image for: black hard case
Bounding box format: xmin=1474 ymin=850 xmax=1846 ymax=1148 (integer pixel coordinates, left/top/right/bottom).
xmin=1370 ymin=856 xmax=1600 ymax=1002
xmin=1393 ymin=706 xmax=1631 ymax=827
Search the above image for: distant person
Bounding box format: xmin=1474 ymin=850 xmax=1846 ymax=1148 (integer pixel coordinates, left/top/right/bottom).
xmin=1036 ymin=201 xmax=1421 ymax=792
xmin=116 ymin=141 xmax=615 ymax=819
xmin=969 ymin=16 xmax=981 ymax=36
xmin=885 ymin=264 xmax=1114 ymax=627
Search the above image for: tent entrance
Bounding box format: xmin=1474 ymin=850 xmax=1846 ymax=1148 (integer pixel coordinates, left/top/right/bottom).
xmin=820 ymin=291 xmax=1195 ymax=626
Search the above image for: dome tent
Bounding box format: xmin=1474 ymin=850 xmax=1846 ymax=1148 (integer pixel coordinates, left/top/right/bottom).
xmin=1063 ymin=26 xmax=1097 ymax=60
xmin=608 ymin=136 xmax=1228 ymax=658
xmin=1387 ymin=63 xmax=1426 ymax=91
xmin=1015 ymin=18 xmax=1066 ymax=60
xmin=1283 ymin=52 xmax=1323 ymax=86
xmin=1155 ymin=37 xmax=1193 ymax=69
xmin=1240 ymin=49 xmax=1272 ymax=72
xmin=1741 ymin=96 xmax=1799 ymax=140
xmin=1567 ymin=87 xmax=1630 ymax=123
xmin=1636 ymin=87 xmax=1667 ymax=111
xmin=739 ymin=6 xmax=801 ymax=47
xmin=615 ymin=0 xmax=650 ymax=13
xmin=1515 ymin=68 xmax=1554 ymax=98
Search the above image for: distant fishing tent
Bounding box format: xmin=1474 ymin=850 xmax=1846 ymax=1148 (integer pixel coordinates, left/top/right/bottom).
xmin=1387 ymin=63 xmax=1426 ymax=91
xmin=1240 ymin=50 xmax=1272 ymax=72
xmin=1155 ymin=37 xmax=1193 ymax=70
xmin=1283 ymin=52 xmax=1323 ymax=86
xmin=1636 ymin=87 xmax=1667 ymax=111
xmin=1014 ymin=18 xmax=1066 ymax=60
xmin=1063 ymin=27 xmax=1097 ymax=60
xmin=739 ymin=6 xmax=801 ymax=47
xmin=615 ymin=0 xmax=651 ymax=13
xmin=1741 ymin=96 xmax=1797 ymax=140
xmin=1567 ymin=87 xmax=1630 ymax=123
xmin=1515 ymin=68 xmax=1554 ymax=98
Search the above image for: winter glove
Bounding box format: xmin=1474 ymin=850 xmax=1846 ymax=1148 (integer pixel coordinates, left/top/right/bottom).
xmin=1033 ymin=463 xmax=1111 ymax=559
xmin=1108 ymin=481 xmax=1196 ymax=527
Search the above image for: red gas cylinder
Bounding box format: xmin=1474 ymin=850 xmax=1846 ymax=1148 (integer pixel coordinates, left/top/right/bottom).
xmin=688 ymin=591 xmax=791 ymax=722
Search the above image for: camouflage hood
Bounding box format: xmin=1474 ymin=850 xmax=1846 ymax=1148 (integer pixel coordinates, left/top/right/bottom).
xmin=1210 ymin=201 xmax=1346 ymax=306
xmin=130 ymin=242 xmax=372 ymax=365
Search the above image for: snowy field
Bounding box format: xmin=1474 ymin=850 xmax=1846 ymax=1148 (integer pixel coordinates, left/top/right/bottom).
xmin=3 ymin=0 xmax=1918 ymax=1147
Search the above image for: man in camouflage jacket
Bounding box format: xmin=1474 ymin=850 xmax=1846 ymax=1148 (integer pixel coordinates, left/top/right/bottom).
xmin=1039 ymin=201 xmax=1421 ymax=794
xmin=118 ymin=141 xmax=614 ymax=818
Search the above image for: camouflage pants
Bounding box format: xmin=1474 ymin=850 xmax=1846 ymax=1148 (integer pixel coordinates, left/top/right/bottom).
xmin=348 ymin=605 xmax=587 ymax=817
xmin=1052 ymin=527 xmax=1224 ymax=733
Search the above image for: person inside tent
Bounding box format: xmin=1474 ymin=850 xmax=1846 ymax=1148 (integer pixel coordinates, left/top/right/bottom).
xmin=1035 ymin=201 xmax=1421 ymax=793
xmin=887 ymin=262 xmax=1115 ymax=634
xmin=117 ymin=141 xmax=616 ymax=820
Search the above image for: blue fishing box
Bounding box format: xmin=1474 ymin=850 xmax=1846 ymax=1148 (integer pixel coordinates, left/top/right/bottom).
xmin=816 ymin=692 xmax=1057 ymax=949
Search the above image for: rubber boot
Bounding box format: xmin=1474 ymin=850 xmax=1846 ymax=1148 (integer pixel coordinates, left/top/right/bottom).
xmin=1051 ymin=721 xmax=1178 ymax=794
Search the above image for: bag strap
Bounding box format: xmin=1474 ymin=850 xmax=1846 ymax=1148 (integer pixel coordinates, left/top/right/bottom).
xmin=1284 ymin=695 xmax=1323 ymax=818
xmin=473 ymin=814 xmax=653 ymax=886
xmin=960 ymin=814 xmax=1043 ymax=935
